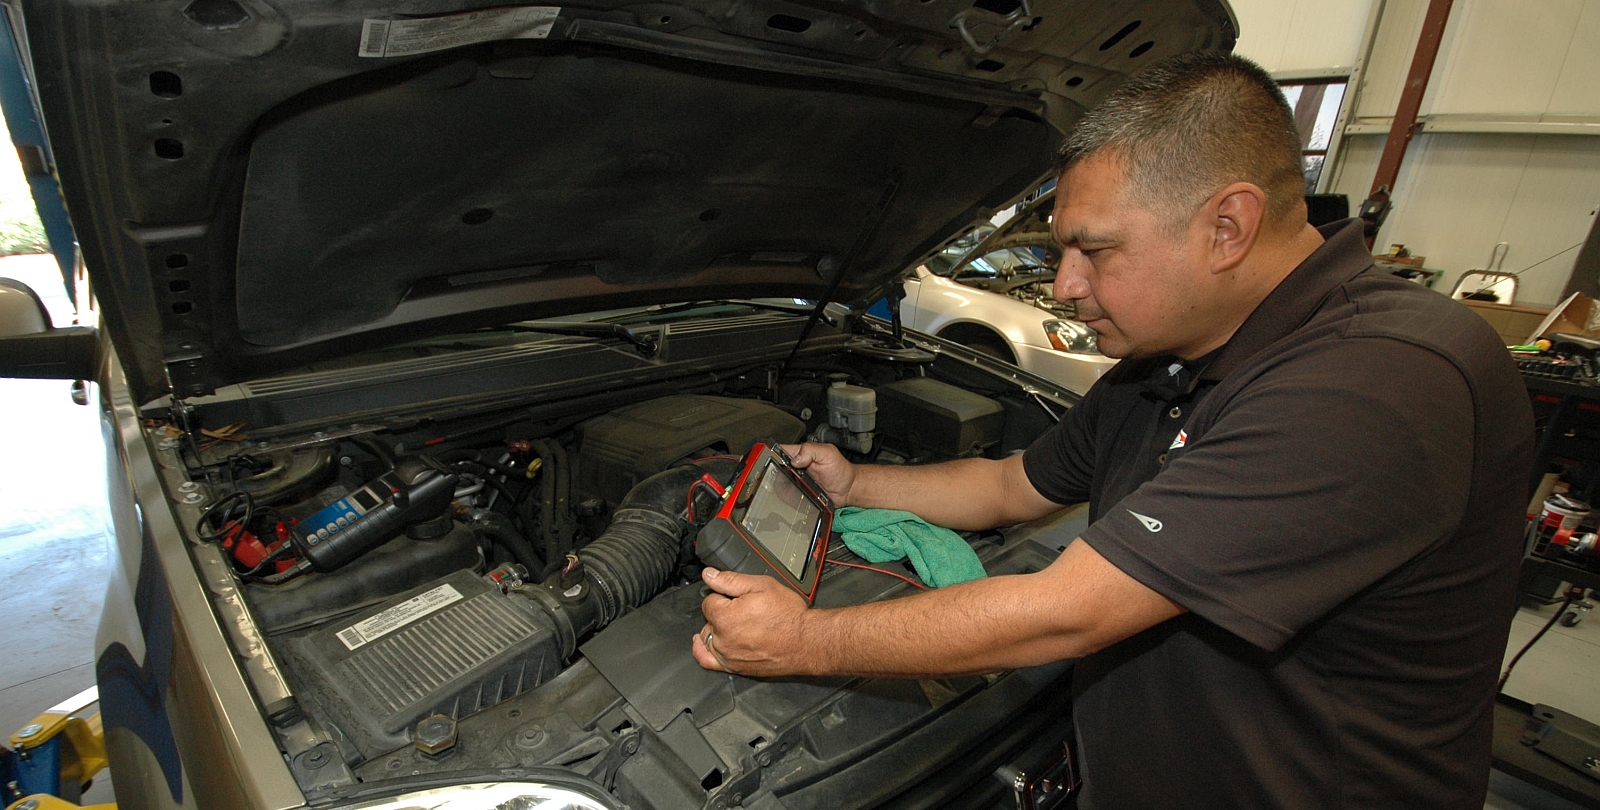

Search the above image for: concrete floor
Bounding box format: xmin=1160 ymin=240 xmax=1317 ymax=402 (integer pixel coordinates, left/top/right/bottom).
xmin=1484 ymin=595 xmax=1600 ymax=810
xmin=0 ymin=253 xmax=114 ymax=803
xmin=0 ymin=250 xmax=1596 ymax=807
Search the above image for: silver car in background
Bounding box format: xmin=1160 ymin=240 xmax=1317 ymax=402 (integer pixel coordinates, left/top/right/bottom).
xmin=900 ymin=191 xmax=1117 ymax=395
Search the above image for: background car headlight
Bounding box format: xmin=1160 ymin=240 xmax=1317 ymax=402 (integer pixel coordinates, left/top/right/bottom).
xmin=1043 ymin=319 xmax=1099 ymax=354
xmin=341 ymin=781 xmax=618 ymax=810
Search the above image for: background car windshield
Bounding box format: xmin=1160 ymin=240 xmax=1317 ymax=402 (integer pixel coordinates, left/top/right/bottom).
xmin=963 ymin=247 xmax=1057 ymax=278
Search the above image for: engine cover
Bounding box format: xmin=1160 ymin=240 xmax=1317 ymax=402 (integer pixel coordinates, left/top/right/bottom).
xmin=577 ymin=395 xmax=804 ymax=504
xmin=345 ymin=531 xmax=1078 ymax=810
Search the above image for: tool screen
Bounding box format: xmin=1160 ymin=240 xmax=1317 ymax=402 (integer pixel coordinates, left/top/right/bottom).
xmin=696 ymin=441 xmax=834 ymax=603
xmin=740 ymin=460 xmax=824 ymax=578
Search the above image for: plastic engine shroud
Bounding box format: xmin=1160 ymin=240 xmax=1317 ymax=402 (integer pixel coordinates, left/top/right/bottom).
xmin=341 ymin=528 xmax=1074 ymax=810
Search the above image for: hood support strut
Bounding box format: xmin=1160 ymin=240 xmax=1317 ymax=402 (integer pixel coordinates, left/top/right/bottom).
xmin=779 ymin=168 xmax=905 ymax=381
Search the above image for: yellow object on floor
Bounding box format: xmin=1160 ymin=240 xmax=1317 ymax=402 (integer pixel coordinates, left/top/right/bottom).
xmin=7 ymin=686 xmax=109 ymax=807
xmin=6 ymin=794 xmax=116 ymax=810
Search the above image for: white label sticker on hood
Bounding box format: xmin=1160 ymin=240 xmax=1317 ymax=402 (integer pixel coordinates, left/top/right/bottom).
xmin=335 ymin=583 xmax=464 ymax=650
xmin=359 ymin=7 xmax=561 ymax=58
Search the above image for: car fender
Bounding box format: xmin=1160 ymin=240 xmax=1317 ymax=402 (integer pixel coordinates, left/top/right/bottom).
xmin=96 ymin=350 xmax=303 ymax=810
xmin=906 ymin=274 xmax=1050 ymax=350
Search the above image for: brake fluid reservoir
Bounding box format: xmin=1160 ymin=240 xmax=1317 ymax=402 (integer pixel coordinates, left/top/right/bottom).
xmin=826 ymin=380 xmax=876 ymax=433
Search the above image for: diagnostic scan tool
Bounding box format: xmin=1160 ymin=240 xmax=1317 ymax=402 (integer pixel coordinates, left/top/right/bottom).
xmin=697 ymin=442 xmax=834 ymax=604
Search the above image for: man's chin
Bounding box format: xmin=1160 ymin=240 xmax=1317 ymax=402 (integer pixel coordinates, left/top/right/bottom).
xmin=1100 ymin=344 xmax=1167 ymax=361
xmin=1095 ymin=338 xmax=1133 ymax=359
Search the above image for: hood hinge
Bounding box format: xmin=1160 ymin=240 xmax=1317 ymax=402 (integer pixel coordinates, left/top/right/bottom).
xmin=165 ymin=347 xmax=216 ymax=399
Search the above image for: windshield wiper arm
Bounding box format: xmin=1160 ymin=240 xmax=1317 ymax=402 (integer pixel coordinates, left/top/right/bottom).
xmin=638 ymin=299 xmax=819 ymax=319
xmin=496 ymin=322 xmax=658 ymax=357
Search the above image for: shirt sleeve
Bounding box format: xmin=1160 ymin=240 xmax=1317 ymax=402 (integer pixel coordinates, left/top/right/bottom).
xmin=1082 ymin=338 xmax=1475 ymax=652
xmin=1022 ymin=370 xmax=1105 ymax=506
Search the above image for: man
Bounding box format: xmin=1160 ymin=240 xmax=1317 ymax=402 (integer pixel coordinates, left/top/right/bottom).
xmin=692 ymin=51 xmax=1533 ymax=808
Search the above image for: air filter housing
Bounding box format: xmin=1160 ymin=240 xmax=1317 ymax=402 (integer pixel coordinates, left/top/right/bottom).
xmin=280 ymin=569 xmax=561 ymax=760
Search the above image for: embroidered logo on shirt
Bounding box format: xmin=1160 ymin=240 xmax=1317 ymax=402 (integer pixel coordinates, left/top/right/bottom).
xmin=1128 ymin=510 xmax=1163 ymax=532
xmin=1168 ymin=430 xmax=1188 ymax=450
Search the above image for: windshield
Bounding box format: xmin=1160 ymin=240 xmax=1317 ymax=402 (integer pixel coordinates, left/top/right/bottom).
xmin=958 ymin=246 xmax=1056 ymax=279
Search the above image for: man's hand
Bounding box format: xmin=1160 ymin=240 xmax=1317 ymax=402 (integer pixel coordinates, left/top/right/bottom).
xmin=694 ymin=567 xmax=815 ymax=677
xmin=781 ymin=442 xmax=856 ymax=506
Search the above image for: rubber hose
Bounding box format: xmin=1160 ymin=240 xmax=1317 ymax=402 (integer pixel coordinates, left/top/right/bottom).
xmin=576 ymin=459 xmax=739 ymax=626
xmin=352 ymin=435 xmax=396 ymax=466
xmin=550 ymin=440 xmax=575 ymax=557
xmin=470 ymin=511 xmax=543 ymax=573
xmin=532 ymin=440 xmax=562 ymax=573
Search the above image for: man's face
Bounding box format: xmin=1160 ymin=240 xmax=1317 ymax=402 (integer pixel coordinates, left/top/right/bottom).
xmin=1050 ymin=153 xmax=1211 ymax=359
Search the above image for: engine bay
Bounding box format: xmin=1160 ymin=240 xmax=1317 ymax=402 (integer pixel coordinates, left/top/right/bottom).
xmin=160 ymin=323 xmax=1080 ymax=810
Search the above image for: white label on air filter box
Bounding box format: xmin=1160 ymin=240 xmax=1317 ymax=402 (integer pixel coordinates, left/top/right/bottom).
xmin=336 ymin=584 xmax=464 ymax=650
xmin=358 ymin=7 xmax=560 ymax=58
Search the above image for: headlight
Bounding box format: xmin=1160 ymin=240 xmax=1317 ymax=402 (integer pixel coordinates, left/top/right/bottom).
xmin=1043 ymin=319 xmax=1099 ymax=355
xmin=340 ymin=781 xmax=617 ymax=810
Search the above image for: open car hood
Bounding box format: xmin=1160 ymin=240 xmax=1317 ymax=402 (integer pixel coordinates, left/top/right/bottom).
xmin=949 ymin=188 xmax=1059 ymax=276
xmin=16 ymin=0 xmax=1234 ymax=401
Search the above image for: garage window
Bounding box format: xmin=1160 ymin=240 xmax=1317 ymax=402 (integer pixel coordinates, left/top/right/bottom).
xmin=1279 ymin=80 xmax=1347 ymax=194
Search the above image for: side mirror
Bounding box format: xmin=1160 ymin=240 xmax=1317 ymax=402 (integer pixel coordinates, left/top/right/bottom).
xmin=0 ymin=277 xmax=97 ymax=380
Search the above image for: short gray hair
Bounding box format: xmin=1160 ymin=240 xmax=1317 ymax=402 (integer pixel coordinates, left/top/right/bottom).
xmin=1054 ymin=51 xmax=1305 ymax=228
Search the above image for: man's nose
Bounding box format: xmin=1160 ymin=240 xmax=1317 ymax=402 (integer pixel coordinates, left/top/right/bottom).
xmin=1054 ymin=256 xmax=1091 ymax=302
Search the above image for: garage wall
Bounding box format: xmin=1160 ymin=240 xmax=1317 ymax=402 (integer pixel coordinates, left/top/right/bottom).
xmin=1325 ymin=0 xmax=1600 ymax=306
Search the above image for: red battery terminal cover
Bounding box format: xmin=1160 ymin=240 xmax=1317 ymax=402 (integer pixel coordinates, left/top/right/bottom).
xmin=223 ymin=522 xmax=297 ymax=573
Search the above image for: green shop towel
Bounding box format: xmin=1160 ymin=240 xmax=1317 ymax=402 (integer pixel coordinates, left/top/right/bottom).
xmin=833 ymin=507 xmax=987 ymax=588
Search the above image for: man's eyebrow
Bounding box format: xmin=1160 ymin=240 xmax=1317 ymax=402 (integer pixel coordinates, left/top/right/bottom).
xmin=1054 ymin=227 xmax=1119 ymax=248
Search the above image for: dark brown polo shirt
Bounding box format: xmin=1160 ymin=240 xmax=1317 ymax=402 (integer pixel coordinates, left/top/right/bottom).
xmin=1024 ymin=219 xmax=1534 ymax=809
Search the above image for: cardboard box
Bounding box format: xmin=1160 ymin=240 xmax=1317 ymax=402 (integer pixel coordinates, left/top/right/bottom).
xmin=1527 ymin=292 xmax=1600 ymax=344
xmin=1459 ymin=299 xmax=1553 ymax=347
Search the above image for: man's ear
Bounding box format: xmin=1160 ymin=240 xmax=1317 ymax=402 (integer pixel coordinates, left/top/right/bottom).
xmin=1206 ymin=182 xmax=1267 ymax=275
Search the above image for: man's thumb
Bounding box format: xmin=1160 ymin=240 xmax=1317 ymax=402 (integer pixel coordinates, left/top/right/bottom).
xmin=703 ymin=566 xmax=764 ymax=597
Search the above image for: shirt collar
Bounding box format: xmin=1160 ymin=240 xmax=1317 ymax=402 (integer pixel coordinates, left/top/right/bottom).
xmin=1139 ymin=347 xmax=1222 ymax=400
xmin=1198 ymin=218 xmax=1374 ymax=382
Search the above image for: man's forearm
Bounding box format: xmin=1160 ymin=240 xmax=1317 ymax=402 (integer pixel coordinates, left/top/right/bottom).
xmin=847 ymin=455 xmax=1056 ymax=530
xmin=694 ymin=538 xmax=1186 ymax=679
xmin=798 ymin=540 xmax=1182 ymax=677
xmin=797 ymin=571 xmax=1090 ymax=677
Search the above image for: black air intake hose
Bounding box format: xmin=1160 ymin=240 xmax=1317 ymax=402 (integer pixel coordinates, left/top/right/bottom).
xmin=576 ymin=458 xmax=739 ymax=627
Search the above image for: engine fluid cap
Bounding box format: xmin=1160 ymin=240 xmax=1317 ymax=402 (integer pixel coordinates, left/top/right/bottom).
xmin=415 ymin=713 xmax=459 ymax=757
